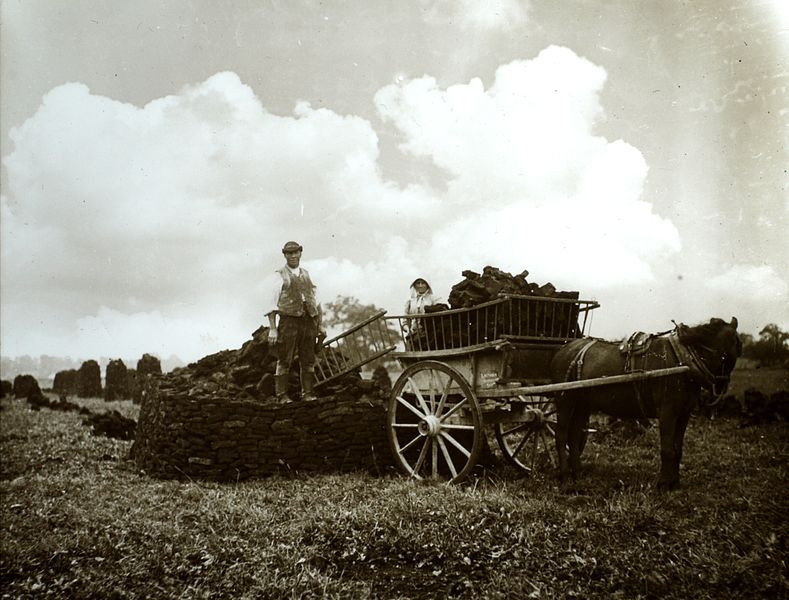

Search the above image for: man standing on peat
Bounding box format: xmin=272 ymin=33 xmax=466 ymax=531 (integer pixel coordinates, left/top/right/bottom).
xmin=265 ymin=241 xmax=325 ymax=403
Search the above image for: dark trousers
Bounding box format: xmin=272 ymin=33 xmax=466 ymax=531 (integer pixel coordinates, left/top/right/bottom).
xmin=276 ymin=314 xmax=317 ymax=374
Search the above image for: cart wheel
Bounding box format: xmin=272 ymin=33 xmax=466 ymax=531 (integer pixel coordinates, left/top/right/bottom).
xmin=494 ymin=396 xmax=558 ymax=474
xmin=387 ymin=360 xmax=483 ymax=484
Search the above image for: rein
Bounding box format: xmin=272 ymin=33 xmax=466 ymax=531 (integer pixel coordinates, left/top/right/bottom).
xmin=668 ymin=328 xmax=731 ymax=406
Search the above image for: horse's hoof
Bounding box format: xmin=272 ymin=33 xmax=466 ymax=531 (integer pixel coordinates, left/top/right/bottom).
xmin=656 ymin=479 xmax=679 ymax=492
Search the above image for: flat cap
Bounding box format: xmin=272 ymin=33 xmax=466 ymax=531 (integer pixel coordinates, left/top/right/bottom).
xmin=282 ymin=241 xmax=303 ymax=253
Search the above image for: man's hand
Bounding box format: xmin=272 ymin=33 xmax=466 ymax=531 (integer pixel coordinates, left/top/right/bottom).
xmin=314 ymin=329 xmax=327 ymax=355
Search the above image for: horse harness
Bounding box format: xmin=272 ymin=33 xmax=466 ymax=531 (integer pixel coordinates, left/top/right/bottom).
xmin=563 ymin=337 xmax=653 ymax=420
xmin=619 ymin=331 xmax=664 ymax=419
xmin=563 ymin=324 xmax=730 ymax=417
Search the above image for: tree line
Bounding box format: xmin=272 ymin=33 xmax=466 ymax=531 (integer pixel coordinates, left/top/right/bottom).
xmin=739 ymin=324 xmax=789 ymax=367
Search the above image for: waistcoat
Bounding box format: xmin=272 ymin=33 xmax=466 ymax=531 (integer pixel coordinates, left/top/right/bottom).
xmin=276 ymin=267 xmax=319 ymax=317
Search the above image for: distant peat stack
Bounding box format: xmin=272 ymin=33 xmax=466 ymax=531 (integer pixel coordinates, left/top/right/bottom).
xmin=104 ymin=359 xmax=130 ymax=401
xmin=133 ymin=354 xmax=162 ymax=404
xmin=76 ymin=360 xmax=102 ymax=398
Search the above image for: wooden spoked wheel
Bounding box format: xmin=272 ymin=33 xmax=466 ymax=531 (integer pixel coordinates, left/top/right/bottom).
xmin=494 ymin=396 xmax=557 ymax=474
xmin=387 ymin=360 xmax=483 ymax=484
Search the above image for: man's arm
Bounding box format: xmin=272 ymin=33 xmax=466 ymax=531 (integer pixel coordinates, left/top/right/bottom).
xmin=267 ymin=311 xmax=278 ymax=343
xmin=263 ymin=272 xmax=283 ymax=343
xmin=316 ymin=304 xmax=325 ymax=336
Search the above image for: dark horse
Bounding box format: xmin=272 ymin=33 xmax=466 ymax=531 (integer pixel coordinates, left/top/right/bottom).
xmin=549 ymin=317 xmax=742 ymax=490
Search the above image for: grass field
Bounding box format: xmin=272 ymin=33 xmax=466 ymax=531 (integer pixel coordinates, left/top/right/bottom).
xmin=726 ymin=366 xmax=789 ymax=399
xmin=1 ymin=369 xmax=787 ymax=599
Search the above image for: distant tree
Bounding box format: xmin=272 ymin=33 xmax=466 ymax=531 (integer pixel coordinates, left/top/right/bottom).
xmin=742 ymin=324 xmax=789 ymax=367
xmin=322 ymin=295 xmax=401 ymax=370
xmin=759 ymin=324 xmax=789 ymax=351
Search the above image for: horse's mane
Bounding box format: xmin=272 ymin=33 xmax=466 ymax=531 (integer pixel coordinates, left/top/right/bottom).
xmin=676 ymin=318 xmax=731 ymax=347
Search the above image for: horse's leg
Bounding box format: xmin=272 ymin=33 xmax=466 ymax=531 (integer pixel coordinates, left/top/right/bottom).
xmin=554 ymin=393 xmax=572 ymax=484
xmin=568 ymin=403 xmax=591 ymax=479
xmin=656 ymin=390 xmax=687 ymax=491
xmin=656 ymin=376 xmax=697 ymax=491
xmin=670 ymin=407 xmax=692 ymax=489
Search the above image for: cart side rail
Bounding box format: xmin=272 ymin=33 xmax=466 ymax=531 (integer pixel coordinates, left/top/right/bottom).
xmin=385 ymin=294 xmax=599 ymax=353
xmin=315 ymin=310 xmax=398 ymax=386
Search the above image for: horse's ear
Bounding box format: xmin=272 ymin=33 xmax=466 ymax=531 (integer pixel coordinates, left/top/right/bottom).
xmin=730 ymin=316 xmax=738 ymax=329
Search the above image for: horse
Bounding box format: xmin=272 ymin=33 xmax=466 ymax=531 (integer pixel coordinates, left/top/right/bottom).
xmin=549 ymin=317 xmax=742 ymax=491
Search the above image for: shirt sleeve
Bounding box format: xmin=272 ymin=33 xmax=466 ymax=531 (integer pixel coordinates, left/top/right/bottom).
xmin=312 ymin=279 xmax=321 ymax=308
xmin=262 ymin=272 xmax=283 ymax=317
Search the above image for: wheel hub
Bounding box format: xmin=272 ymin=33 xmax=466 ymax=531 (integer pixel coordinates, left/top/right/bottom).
xmin=418 ymin=415 xmax=441 ymax=437
xmin=523 ymin=407 xmax=544 ymax=424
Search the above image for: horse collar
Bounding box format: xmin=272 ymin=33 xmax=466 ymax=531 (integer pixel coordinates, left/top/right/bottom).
xmin=668 ymin=332 xmax=730 ymax=398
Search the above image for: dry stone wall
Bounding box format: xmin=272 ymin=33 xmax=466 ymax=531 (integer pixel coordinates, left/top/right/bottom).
xmin=130 ymin=326 xmax=396 ymax=481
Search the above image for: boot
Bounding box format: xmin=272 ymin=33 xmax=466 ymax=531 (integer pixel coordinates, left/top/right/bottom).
xmin=275 ymin=374 xmax=292 ymax=404
xmin=300 ymin=370 xmax=316 ymax=401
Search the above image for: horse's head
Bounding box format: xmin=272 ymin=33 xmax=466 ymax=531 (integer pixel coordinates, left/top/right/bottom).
xmin=677 ymin=317 xmax=741 ymax=394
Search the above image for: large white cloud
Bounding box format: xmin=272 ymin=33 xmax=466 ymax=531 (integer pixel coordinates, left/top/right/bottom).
xmin=9 ymin=46 xmax=773 ymax=363
xmin=376 ymin=46 xmax=681 ymax=291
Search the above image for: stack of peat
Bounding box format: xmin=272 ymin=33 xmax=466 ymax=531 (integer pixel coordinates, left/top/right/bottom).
xmin=130 ymin=325 xmax=395 ymax=482
xmin=13 ymin=374 xmax=44 ymax=402
xmin=104 ymin=359 xmax=130 ymax=401
xmin=76 ymin=360 xmax=102 ymax=398
xmin=409 ymin=266 xmax=582 ymax=351
xmin=133 ymin=354 xmax=162 ymax=404
xmin=53 ymin=369 xmax=78 ymax=396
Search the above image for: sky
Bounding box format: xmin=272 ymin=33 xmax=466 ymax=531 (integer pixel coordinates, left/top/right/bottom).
xmin=1 ymin=0 xmax=787 ymax=364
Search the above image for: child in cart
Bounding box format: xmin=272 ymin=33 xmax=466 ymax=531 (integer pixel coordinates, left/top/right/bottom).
xmin=403 ymin=278 xmax=447 ymax=335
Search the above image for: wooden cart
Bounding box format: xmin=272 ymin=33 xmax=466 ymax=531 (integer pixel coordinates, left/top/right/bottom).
xmin=382 ymin=295 xmax=689 ymax=483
